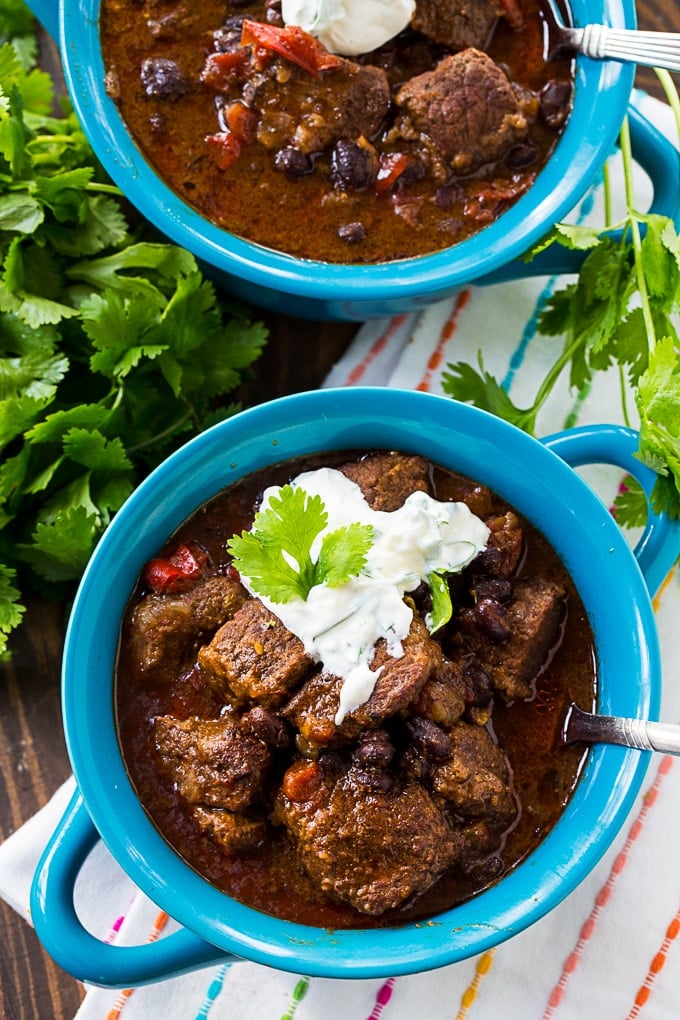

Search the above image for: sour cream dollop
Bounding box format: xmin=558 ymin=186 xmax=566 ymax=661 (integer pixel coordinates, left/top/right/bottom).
xmin=281 ymin=0 xmax=415 ymax=56
xmin=237 ymin=466 xmax=489 ymax=724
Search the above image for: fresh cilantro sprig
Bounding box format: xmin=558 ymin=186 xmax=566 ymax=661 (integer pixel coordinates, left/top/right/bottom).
xmin=0 ymin=8 xmax=267 ymax=658
xmin=228 ymin=485 xmax=374 ymax=603
xmin=443 ymin=70 xmax=680 ymax=523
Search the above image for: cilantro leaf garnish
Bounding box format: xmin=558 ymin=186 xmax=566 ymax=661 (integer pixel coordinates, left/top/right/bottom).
xmin=228 ymin=484 xmax=373 ymax=604
xmin=426 ymin=570 xmax=453 ymax=634
xmin=443 ymin=71 xmax=680 ymax=524
xmin=0 ymin=11 xmax=268 ymax=657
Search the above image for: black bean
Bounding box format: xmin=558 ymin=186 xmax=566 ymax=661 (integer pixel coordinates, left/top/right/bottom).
xmin=540 ymin=79 xmax=573 ymax=129
xmin=329 ymin=140 xmax=378 ymax=191
xmin=213 ymin=16 xmax=247 ymax=52
xmin=463 ymin=662 xmax=494 ymax=707
xmin=273 ymin=146 xmax=313 ymax=179
xmin=242 ymin=706 xmax=290 ymax=749
xmin=140 ymin=58 xmax=188 ymax=100
xmin=406 ymin=717 xmax=452 ymax=761
xmin=505 ymin=142 xmax=538 ymax=169
xmin=337 ymin=221 xmax=367 ymax=244
xmin=353 ymin=730 xmax=394 ymax=767
xmin=264 ymin=0 xmax=283 ymax=24
xmin=474 ymin=598 xmax=512 ymax=642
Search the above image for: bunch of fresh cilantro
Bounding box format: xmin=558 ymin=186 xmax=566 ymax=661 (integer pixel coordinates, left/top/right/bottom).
xmin=0 ymin=6 xmax=267 ymax=657
xmin=443 ymin=71 xmax=680 ymax=527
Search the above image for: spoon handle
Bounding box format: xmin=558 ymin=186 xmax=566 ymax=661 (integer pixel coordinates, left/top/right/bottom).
xmin=563 ymin=26 xmax=680 ymax=73
xmin=564 ymin=705 xmax=680 ymax=755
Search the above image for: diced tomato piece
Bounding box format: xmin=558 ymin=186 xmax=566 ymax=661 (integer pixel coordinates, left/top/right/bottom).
xmin=225 ymin=102 xmax=258 ymax=143
xmin=374 ymin=152 xmax=412 ymax=194
xmin=201 ymin=49 xmax=251 ymax=89
xmin=241 ymin=20 xmax=344 ymax=77
xmin=282 ymin=760 xmax=323 ymax=802
xmin=143 ymin=542 xmax=209 ymax=594
xmin=206 ymin=130 xmax=242 ymax=170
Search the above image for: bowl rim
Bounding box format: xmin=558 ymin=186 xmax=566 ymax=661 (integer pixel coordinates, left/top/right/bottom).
xmin=61 ymin=388 xmax=659 ymax=976
xmin=58 ymin=0 xmax=635 ymax=300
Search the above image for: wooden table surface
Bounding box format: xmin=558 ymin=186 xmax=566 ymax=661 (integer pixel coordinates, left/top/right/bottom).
xmin=1 ymin=5 xmax=678 ymax=1017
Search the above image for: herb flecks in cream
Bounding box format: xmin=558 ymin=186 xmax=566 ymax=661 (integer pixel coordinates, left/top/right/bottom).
xmin=229 ymin=466 xmax=488 ymax=723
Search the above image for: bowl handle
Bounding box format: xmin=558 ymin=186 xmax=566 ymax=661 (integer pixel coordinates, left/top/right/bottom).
xmin=30 ymin=789 xmax=235 ymax=987
xmin=24 ymin=0 xmax=59 ymax=41
xmin=542 ymin=423 xmax=680 ymax=596
xmin=479 ymin=102 xmax=680 ymax=284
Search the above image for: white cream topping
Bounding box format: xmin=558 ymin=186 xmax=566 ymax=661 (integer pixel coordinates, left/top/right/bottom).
xmin=281 ymin=0 xmax=415 ymax=57
xmin=239 ymin=466 xmax=489 ymax=723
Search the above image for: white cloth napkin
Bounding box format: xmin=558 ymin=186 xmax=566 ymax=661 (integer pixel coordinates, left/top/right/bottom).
xmin=1 ymin=92 xmax=680 ymax=1020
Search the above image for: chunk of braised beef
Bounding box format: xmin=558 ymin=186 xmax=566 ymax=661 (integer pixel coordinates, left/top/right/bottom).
xmin=127 ymin=573 xmax=249 ymax=674
xmin=391 ymin=49 xmax=531 ymax=178
xmin=411 ymin=0 xmax=504 ymax=50
xmin=330 ymin=139 xmax=379 ymax=191
xmin=429 ymin=721 xmax=517 ymax=830
xmin=409 ymin=645 xmax=466 ymax=728
xmin=274 ymin=756 xmax=460 ymax=914
xmin=478 ymin=577 xmax=567 ymax=701
xmin=198 ymin=598 xmax=314 ymax=707
xmin=140 ymin=57 xmax=189 ymax=100
xmin=193 ymin=805 xmax=266 ymax=853
xmin=338 ymin=451 xmax=431 ymax=511
xmin=153 ymin=713 xmax=273 ymax=811
xmin=474 ymin=511 xmax=524 ymax=578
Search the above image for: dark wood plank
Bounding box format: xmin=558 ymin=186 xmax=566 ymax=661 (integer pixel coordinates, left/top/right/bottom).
xmin=1 ymin=2 xmax=678 ymax=1016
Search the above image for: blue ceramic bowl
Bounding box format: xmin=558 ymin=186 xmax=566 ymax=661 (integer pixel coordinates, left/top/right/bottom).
xmin=27 ymin=0 xmax=680 ymax=320
xmin=31 ymin=389 xmax=680 ymax=987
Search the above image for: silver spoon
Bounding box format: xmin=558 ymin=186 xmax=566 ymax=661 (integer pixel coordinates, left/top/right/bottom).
xmin=544 ymin=0 xmax=680 ymax=74
xmin=563 ymin=703 xmax=680 ymax=755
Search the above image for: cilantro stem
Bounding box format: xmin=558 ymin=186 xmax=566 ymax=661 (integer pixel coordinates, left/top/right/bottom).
xmin=527 ymin=332 xmax=585 ymax=428
xmin=656 ymin=69 xmax=680 ymax=142
xmin=126 ymin=412 xmax=193 ymax=454
xmin=618 ymin=117 xmax=656 ymax=352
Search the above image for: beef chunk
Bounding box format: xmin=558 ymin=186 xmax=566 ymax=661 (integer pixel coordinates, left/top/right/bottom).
xmin=429 ymin=721 xmax=516 ymax=830
xmin=128 ymin=574 xmax=248 ymax=673
xmin=283 ymin=612 xmax=439 ymax=746
xmin=193 ymin=805 xmax=266 ymax=853
xmin=411 ymin=0 xmax=504 ymax=50
xmin=338 ymin=452 xmax=431 ymax=511
xmin=392 ymin=49 xmax=530 ymax=176
xmin=275 ymin=757 xmax=459 ymax=914
xmin=198 ymin=598 xmax=314 ymax=707
xmin=473 ymin=511 xmax=524 ymax=578
xmin=479 ymin=577 xmax=566 ymax=700
xmin=409 ymin=645 xmax=466 ymax=728
xmin=154 ymin=713 xmax=272 ymax=810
